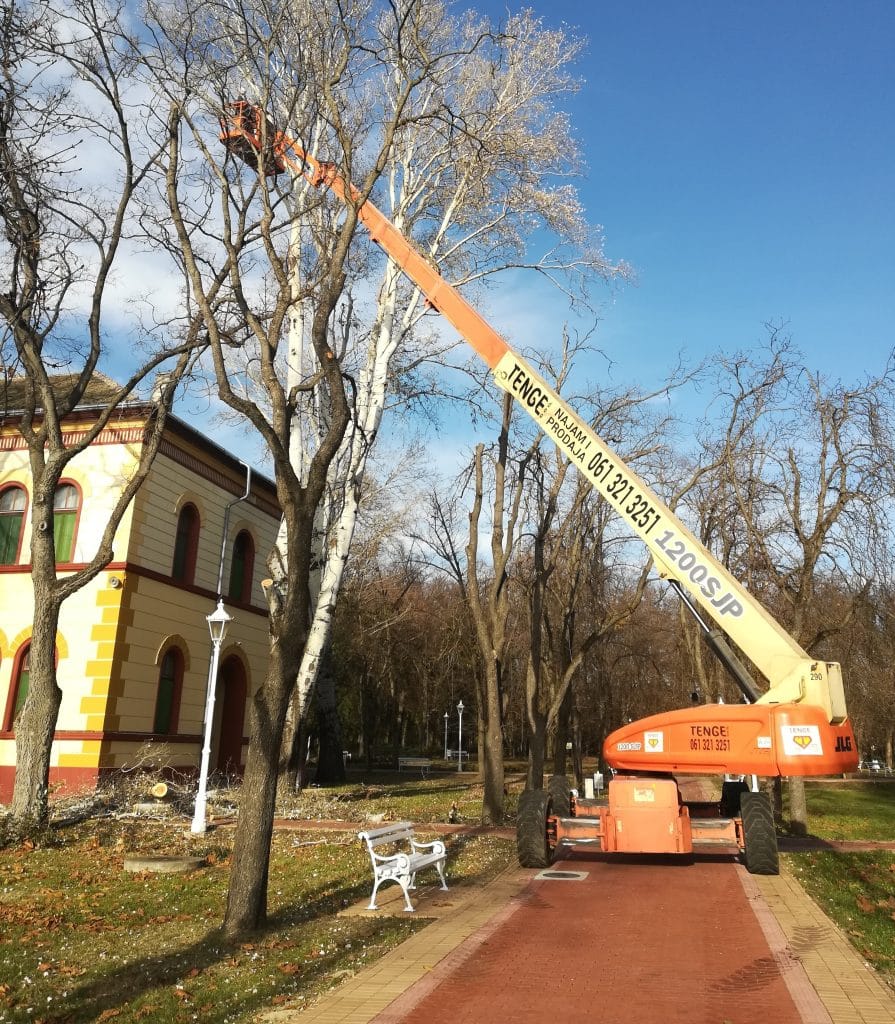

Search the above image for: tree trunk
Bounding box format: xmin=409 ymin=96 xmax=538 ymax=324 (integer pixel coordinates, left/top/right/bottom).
xmin=276 ymin=693 xmax=304 ymax=802
xmin=276 ymin=267 xmax=399 ymax=794
xmin=770 ymin=777 xmax=784 ymax=823
xmin=293 ymin=717 xmax=311 ymax=793
xmin=526 ymin=712 xmax=547 ymax=792
xmin=787 ymin=777 xmax=808 ymax=836
xmin=479 ymin=664 xmax=505 ymax=824
xmin=10 ymin=510 xmax=63 ymax=827
xmin=314 ymin=664 xmax=346 ymax=785
xmin=570 ymin=705 xmax=584 ymax=792
xmin=275 ymin=587 xmax=329 ymax=790
xmin=360 ymin=674 xmax=372 ymax=765
xmin=223 ymin=641 xmax=296 ymax=938
xmin=9 ymin=620 xmax=63 ymax=827
xmin=551 ymin=686 xmax=573 ymax=776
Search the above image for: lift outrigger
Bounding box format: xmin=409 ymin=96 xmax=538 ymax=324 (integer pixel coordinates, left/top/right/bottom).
xmin=218 ymin=101 xmax=859 ymax=875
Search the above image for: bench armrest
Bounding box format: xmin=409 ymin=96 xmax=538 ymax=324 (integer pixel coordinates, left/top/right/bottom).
xmin=369 ymin=850 xmax=411 ymax=871
xmin=410 ymin=838 xmax=446 ymax=856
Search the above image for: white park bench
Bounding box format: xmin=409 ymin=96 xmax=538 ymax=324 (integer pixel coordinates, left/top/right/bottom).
xmin=397 ymin=756 xmax=432 ymax=777
xmin=357 ymin=821 xmax=448 ymax=912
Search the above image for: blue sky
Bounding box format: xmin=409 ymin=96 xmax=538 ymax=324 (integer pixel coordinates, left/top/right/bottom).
xmin=473 ymin=0 xmax=894 ymax=389
xmin=142 ymin=0 xmax=892 ymax=472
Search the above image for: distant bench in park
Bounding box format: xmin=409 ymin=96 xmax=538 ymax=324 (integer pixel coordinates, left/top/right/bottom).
xmin=357 ymin=820 xmax=448 ymax=912
xmin=397 ymin=756 xmax=432 ymax=777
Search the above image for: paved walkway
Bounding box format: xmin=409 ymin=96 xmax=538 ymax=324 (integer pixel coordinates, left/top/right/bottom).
xmin=260 ymin=826 xmax=895 ymax=1024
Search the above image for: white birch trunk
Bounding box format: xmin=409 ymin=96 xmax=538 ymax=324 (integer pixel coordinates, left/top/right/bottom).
xmin=293 ymin=254 xmax=405 ymax=714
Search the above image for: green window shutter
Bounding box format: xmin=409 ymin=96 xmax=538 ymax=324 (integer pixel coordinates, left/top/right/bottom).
xmin=54 ymin=512 xmax=76 ymax=563
xmin=172 ymin=530 xmax=188 ymax=579
xmin=154 ymin=651 xmax=178 ymax=734
xmin=228 ymin=537 xmax=246 ymax=600
xmin=0 ymin=487 xmax=26 ymax=565
xmin=228 ymin=555 xmax=245 ymax=601
xmin=172 ymin=505 xmax=198 ymax=582
xmin=0 ymin=512 xmax=23 ymax=564
xmin=154 ymin=679 xmax=174 ymax=734
xmin=53 ymin=484 xmax=79 ymax=563
xmin=14 ymin=654 xmax=30 ymax=720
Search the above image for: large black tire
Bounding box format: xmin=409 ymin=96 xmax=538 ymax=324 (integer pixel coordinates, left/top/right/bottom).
xmin=516 ymin=789 xmax=554 ymax=868
xmin=720 ymin=779 xmax=749 ymax=818
xmin=547 ymin=774 xmax=572 ymax=817
xmin=740 ymin=791 xmax=779 ymax=875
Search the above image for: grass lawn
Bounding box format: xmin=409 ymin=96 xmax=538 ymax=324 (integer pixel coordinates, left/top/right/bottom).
xmin=789 ymin=779 xmax=895 ymax=841
xmin=2 ymin=771 xmax=893 ymax=1020
xmin=275 ymin=770 xmax=524 ymax=825
xmin=782 ymin=779 xmax=895 ymax=992
xmin=783 ymin=849 xmax=895 ymax=990
xmin=0 ymin=774 xmax=514 ymax=1024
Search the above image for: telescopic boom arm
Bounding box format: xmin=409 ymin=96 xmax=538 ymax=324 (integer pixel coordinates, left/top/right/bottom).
xmin=219 ymin=101 xmax=849 ymax=730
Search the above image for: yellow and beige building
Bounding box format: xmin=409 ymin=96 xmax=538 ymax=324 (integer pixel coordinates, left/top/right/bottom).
xmin=0 ymin=375 xmax=279 ymax=803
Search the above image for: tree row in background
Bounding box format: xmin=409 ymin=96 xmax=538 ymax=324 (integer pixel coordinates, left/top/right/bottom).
xmin=320 ymin=331 xmax=895 ymax=828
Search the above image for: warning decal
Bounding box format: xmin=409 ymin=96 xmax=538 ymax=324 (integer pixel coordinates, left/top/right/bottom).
xmin=633 ymin=787 xmax=656 ymax=803
xmin=781 ymin=724 xmax=823 ymax=757
xmin=644 ymin=731 xmax=664 ymax=753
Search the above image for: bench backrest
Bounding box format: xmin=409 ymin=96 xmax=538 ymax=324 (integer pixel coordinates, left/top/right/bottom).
xmin=358 ymin=821 xmax=414 ymax=849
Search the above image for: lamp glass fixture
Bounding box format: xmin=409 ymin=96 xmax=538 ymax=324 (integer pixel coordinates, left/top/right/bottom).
xmin=206 ymin=600 xmax=232 ymax=643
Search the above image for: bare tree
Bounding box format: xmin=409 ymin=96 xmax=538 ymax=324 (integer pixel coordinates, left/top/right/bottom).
xmin=0 ymin=0 xmax=197 ymax=829
xmin=424 ymin=392 xmax=537 ymax=822
xmin=520 ymin=469 xmax=653 ymax=790
xmin=702 ymin=332 xmax=895 ymax=830
xmin=276 ymin=5 xmax=626 ymax=787
xmin=513 ymin=341 xmax=698 ymax=790
xmin=144 ymin=0 xmax=627 ymax=897
xmin=849 ymin=585 xmax=895 ymax=768
xmin=148 ymin=0 xmax=597 ymax=931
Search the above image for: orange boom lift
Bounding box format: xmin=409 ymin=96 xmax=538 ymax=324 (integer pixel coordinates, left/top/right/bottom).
xmin=219 ymin=102 xmax=859 ymax=875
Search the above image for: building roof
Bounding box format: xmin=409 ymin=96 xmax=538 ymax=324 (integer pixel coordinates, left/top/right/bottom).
xmin=0 ymin=370 xmax=278 ymax=503
xmin=0 ymin=370 xmax=126 ymax=416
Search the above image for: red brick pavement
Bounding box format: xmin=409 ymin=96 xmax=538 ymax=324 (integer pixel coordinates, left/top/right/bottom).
xmin=375 ymin=850 xmax=804 ymax=1024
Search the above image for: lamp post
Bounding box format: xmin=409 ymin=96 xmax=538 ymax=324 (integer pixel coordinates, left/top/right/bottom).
xmin=456 ymin=700 xmax=464 ymax=773
xmin=191 ymin=599 xmax=232 ymax=834
xmin=190 ymin=462 xmax=248 ymax=834
xmin=443 ymin=711 xmax=449 ymax=760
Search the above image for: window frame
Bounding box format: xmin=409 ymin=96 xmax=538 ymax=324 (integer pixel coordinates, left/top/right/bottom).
xmin=2 ymin=643 xmax=31 ymax=733
xmin=171 ymin=502 xmax=200 ymax=585
xmin=0 ymin=484 xmax=28 ymax=566
xmin=227 ymin=529 xmax=255 ymax=604
xmin=52 ymin=480 xmax=82 ymax=565
xmin=153 ymin=645 xmax=184 ymax=735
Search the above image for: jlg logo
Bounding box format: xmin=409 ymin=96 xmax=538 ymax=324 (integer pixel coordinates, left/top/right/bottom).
xmin=835 ymin=736 xmax=853 ymax=753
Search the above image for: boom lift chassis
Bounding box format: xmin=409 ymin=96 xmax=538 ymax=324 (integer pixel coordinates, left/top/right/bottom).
xmin=218 ymin=101 xmax=859 ymax=876
xmin=518 ymin=774 xmax=778 ymax=874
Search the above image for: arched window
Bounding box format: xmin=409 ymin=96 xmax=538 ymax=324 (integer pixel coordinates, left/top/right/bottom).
xmin=53 ymin=482 xmax=80 ymax=563
xmin=216 ymin=654 xmax=247 ymax=773
xmin=171 ymin=503 xmax=200 ymax=584
xmin=227 ymin=530 xmax=255 ymax=603
xmin=0 ymin=485 xmax=27 ymax=565
xmin=3 ymin=644 xmax=30 ymax=732
xmin=153 ymin=647 xmax=183 ymax=734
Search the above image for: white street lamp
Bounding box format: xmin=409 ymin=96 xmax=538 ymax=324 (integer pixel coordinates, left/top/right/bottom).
xmin=191 ymin=599 xmax=232 ymax=834
xmin=443 ymin=711 xmax=449 ymax=760
xmin=456 ymin=700 xmax=464 ymax=773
